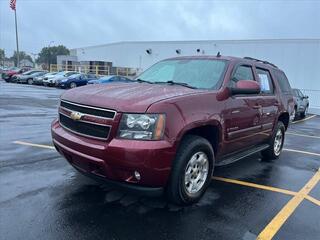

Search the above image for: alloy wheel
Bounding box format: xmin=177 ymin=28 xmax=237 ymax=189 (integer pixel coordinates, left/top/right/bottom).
xmin=184 ymin=151 xmax=209 ymax=194
xmin=274 ymin=129 xmax=283 ymax=156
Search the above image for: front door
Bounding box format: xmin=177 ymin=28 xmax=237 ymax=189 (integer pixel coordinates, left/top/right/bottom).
xmin=221 ymin=64 xmax=264 ymax=155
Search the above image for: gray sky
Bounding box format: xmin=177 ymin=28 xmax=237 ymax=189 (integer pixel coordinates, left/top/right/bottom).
xmin=1 ymin=0 xmax=319 ymax=57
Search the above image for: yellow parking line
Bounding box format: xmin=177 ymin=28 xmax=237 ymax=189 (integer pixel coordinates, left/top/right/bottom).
xmin=283 ymin=148 xmax=320 ymax=157
xmin=287 ymin=132 xmax=320 ymax=139
xmin=13 ymin=141 xmax=55 ymax=150
xmin=212 ymin=176 xmax=297 ymax=196
xmin=257 ymin=169 xmax=320 ymax=240
xmin=14 ymin=140 xmax=320 ymax=209
xmin=305 ymin=195 xmax=320 ymax=207
xmin=292 ymin=115 xmax=316 ymax=124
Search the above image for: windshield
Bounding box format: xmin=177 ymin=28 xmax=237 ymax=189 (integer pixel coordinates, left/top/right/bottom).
xmin=23 ymin=70 xmax=37 ymax=75
xmin=64 ymin=72 xmax=77 ymax=77
xmin=99 ymin=76 xmax=114 ymax=81
xmin=136 ymin=59 xmax=227 ymax=89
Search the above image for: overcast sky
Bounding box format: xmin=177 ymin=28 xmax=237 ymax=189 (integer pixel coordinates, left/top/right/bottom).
xmin=1 ymin=0 xmax=319 ymax=57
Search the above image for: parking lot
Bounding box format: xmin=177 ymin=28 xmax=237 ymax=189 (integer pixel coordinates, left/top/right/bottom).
xmin=0 ymin=81 xmax=319 ymax=240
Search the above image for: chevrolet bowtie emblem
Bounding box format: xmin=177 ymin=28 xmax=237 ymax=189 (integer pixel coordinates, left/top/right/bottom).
xmin=70 ymin=111 xmax=83 ymax=121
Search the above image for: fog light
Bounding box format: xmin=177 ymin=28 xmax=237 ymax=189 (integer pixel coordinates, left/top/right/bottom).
xmin=134 ymin=171 xmax=141 ymax=181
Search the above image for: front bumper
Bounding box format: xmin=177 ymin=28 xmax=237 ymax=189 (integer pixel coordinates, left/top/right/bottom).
xmin=51 ymin=119 xmax=175 ymax=194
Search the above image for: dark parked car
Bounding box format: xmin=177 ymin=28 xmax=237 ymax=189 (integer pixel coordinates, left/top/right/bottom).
xmin=52 ymin=55 xmax=294 ymax=205
xmin=56 ymin=73 xmax=98 ymax=88
xmin=16 ymin=71 xmax=48 ymax=84
xmin=292 ymin=88 xmax=309 ymax=119
xmin=88 ymin=75 xmax=132 ymax=84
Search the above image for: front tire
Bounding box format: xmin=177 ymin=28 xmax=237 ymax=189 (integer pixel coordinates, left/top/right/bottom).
xmin=261 ymin=121 xmax=285 ymax=160
xmin=27 ymin=78 xmax=33 ymax=85
xmin=167 ymin=135 xmax=214 ymax=205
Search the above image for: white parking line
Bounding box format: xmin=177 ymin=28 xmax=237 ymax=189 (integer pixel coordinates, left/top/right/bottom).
xmin=287 ymin=132 xmax=320 ymax=139
xmin=283 ymin=148 xmax=320 ymax=157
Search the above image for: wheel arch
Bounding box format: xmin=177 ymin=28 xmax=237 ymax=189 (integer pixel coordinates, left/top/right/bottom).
xmin=278 ymin=112 xmax=290 ymax=130
xmin=177 ymin=122 xmax=222 ymax=156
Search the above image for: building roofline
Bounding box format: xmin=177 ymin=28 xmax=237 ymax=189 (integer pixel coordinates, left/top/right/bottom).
xmin=71 ymin=38 xmax=320 ymax=51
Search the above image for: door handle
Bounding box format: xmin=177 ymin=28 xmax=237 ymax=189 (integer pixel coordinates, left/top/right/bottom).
xmin=274 ymin=102 xmax=280 ymax=106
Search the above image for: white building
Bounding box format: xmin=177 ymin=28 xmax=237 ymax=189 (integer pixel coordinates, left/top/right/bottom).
xmin=61 ymin=39 xmax=320 ymax=114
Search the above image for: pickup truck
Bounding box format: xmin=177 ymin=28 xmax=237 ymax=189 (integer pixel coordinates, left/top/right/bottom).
xmin=51 ymin=55 xmax=294 ymax=205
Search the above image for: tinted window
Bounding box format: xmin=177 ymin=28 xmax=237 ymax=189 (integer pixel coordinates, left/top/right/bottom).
xmin=230 ymin=65 xmax=254 ymax=87
xmin=256 ymin=68 xmax=274 ymax=94
xmin=274 ymin=70 xmax=292 ymax=93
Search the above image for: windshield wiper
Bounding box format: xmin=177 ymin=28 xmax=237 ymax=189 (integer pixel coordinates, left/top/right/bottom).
xmin=135 ymin=78 xmax=154 ymax=84
xmin=155 ymin=80 xmax=197 ymax=89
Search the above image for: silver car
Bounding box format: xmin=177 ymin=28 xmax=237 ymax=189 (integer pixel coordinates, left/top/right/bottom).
xmin=16 ymin=71 xmax=48 ymax=84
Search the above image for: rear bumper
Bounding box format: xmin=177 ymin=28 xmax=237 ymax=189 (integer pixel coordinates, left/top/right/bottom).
xmin=51 ymin=119 xmax=175 ymax=193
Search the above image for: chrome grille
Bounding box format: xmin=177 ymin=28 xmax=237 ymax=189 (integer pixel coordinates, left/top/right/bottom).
xmin=59 ymin=100 xmax=116 ymax=140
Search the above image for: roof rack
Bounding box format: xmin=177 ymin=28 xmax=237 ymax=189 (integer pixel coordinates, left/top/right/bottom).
xmin=243 ymin=57 xmax=278 ymax=68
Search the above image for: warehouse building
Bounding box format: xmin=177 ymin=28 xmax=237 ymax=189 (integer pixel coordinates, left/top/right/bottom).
xmin=58 ymin=39 xmax=320 ymax=114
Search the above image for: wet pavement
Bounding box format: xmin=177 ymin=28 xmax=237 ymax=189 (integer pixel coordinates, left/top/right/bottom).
xmin=0 ymin=81 xmax=319 ymax=240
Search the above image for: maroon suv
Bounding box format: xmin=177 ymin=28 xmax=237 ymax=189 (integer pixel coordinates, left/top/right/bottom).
xmin=51 ymin=55 xmax=294 ymax=205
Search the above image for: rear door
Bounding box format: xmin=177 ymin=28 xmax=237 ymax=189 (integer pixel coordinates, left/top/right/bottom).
xmin=255 ymin=67 xmax=279 ymax=140
xmin=223 ymin=64 xmax=264 ymax=154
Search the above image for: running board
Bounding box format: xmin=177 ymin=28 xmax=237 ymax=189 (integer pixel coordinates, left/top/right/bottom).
xmin=215 ymin=144 xmax=269 ymax=166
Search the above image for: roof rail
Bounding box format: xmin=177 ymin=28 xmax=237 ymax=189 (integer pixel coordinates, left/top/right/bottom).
xmin=243 ymin=57 xmax=278 ymax=68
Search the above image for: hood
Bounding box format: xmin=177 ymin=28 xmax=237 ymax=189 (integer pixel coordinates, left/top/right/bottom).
xmin=61 ymin=82 xmax=199 ymax=112
xmin=88 ymin=80 xmax=99 ymax=84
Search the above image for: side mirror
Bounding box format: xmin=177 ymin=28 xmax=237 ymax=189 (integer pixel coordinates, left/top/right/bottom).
xmin=230 ymin=80 xmax=261 ymax=95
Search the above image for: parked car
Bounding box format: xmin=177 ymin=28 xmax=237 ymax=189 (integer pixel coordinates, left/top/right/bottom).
xmin=43 ymin=71 xmax=78 ymax=87
xmin=292 ymin=88 xmax=309 ymax=119
xmin=88 ymin=75 xmax=132 ymax=84
xmin=56 ymin=73 xmax=98 ymax=88
xmin=15 ymin=70 xmax=48 ymax=84
xmin=2 ymin=67 xmax=31 ymax=82
xmin=51 ymin=55 xmax=294 ymax=205
xmin=11 ymin=70 xmax=45 ymax=83
xmin=33 ymin=72 xmax=58 ymax=85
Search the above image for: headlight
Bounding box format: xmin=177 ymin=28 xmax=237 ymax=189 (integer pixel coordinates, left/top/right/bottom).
xmin=118 ymin=114 xmax=165 ymax=140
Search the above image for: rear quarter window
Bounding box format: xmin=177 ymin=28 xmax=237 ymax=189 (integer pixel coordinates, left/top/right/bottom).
xmin=274 ymin=70 xmax=292 ymax=93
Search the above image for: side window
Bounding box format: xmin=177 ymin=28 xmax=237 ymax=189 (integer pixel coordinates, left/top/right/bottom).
xmin=274 ymin=70 xmax=292 ymax=93
xmin=230 ymin=65 xmax=254 ymax=87
xmin=256 ymin=68 xmax=274 ymax=94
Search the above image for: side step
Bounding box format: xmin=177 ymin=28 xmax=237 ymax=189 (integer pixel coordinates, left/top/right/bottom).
xmin=215 ymin=144 xmax=269 ymax=167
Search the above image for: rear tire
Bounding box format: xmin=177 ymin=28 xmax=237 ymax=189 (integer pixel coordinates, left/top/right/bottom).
xmin=261 ymin=121 xmax=285 ymax=160
xmin=70 ymin=82 xmax=77 ymax=88
xmin=166 ymin=135 xmax=214 ymax=205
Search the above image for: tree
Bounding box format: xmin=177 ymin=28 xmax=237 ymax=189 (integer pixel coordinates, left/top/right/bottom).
xmin=10 ymin=51 xmax=33 ymax=66
xmin=0 ymin=49 xmax=5 ymax=62
xmin=36 ymin=45 xmax=69 ymax=66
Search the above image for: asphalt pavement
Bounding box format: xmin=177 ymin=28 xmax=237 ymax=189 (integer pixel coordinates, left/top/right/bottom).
xmin=0 ymin=81 xmax=319 ymax=240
